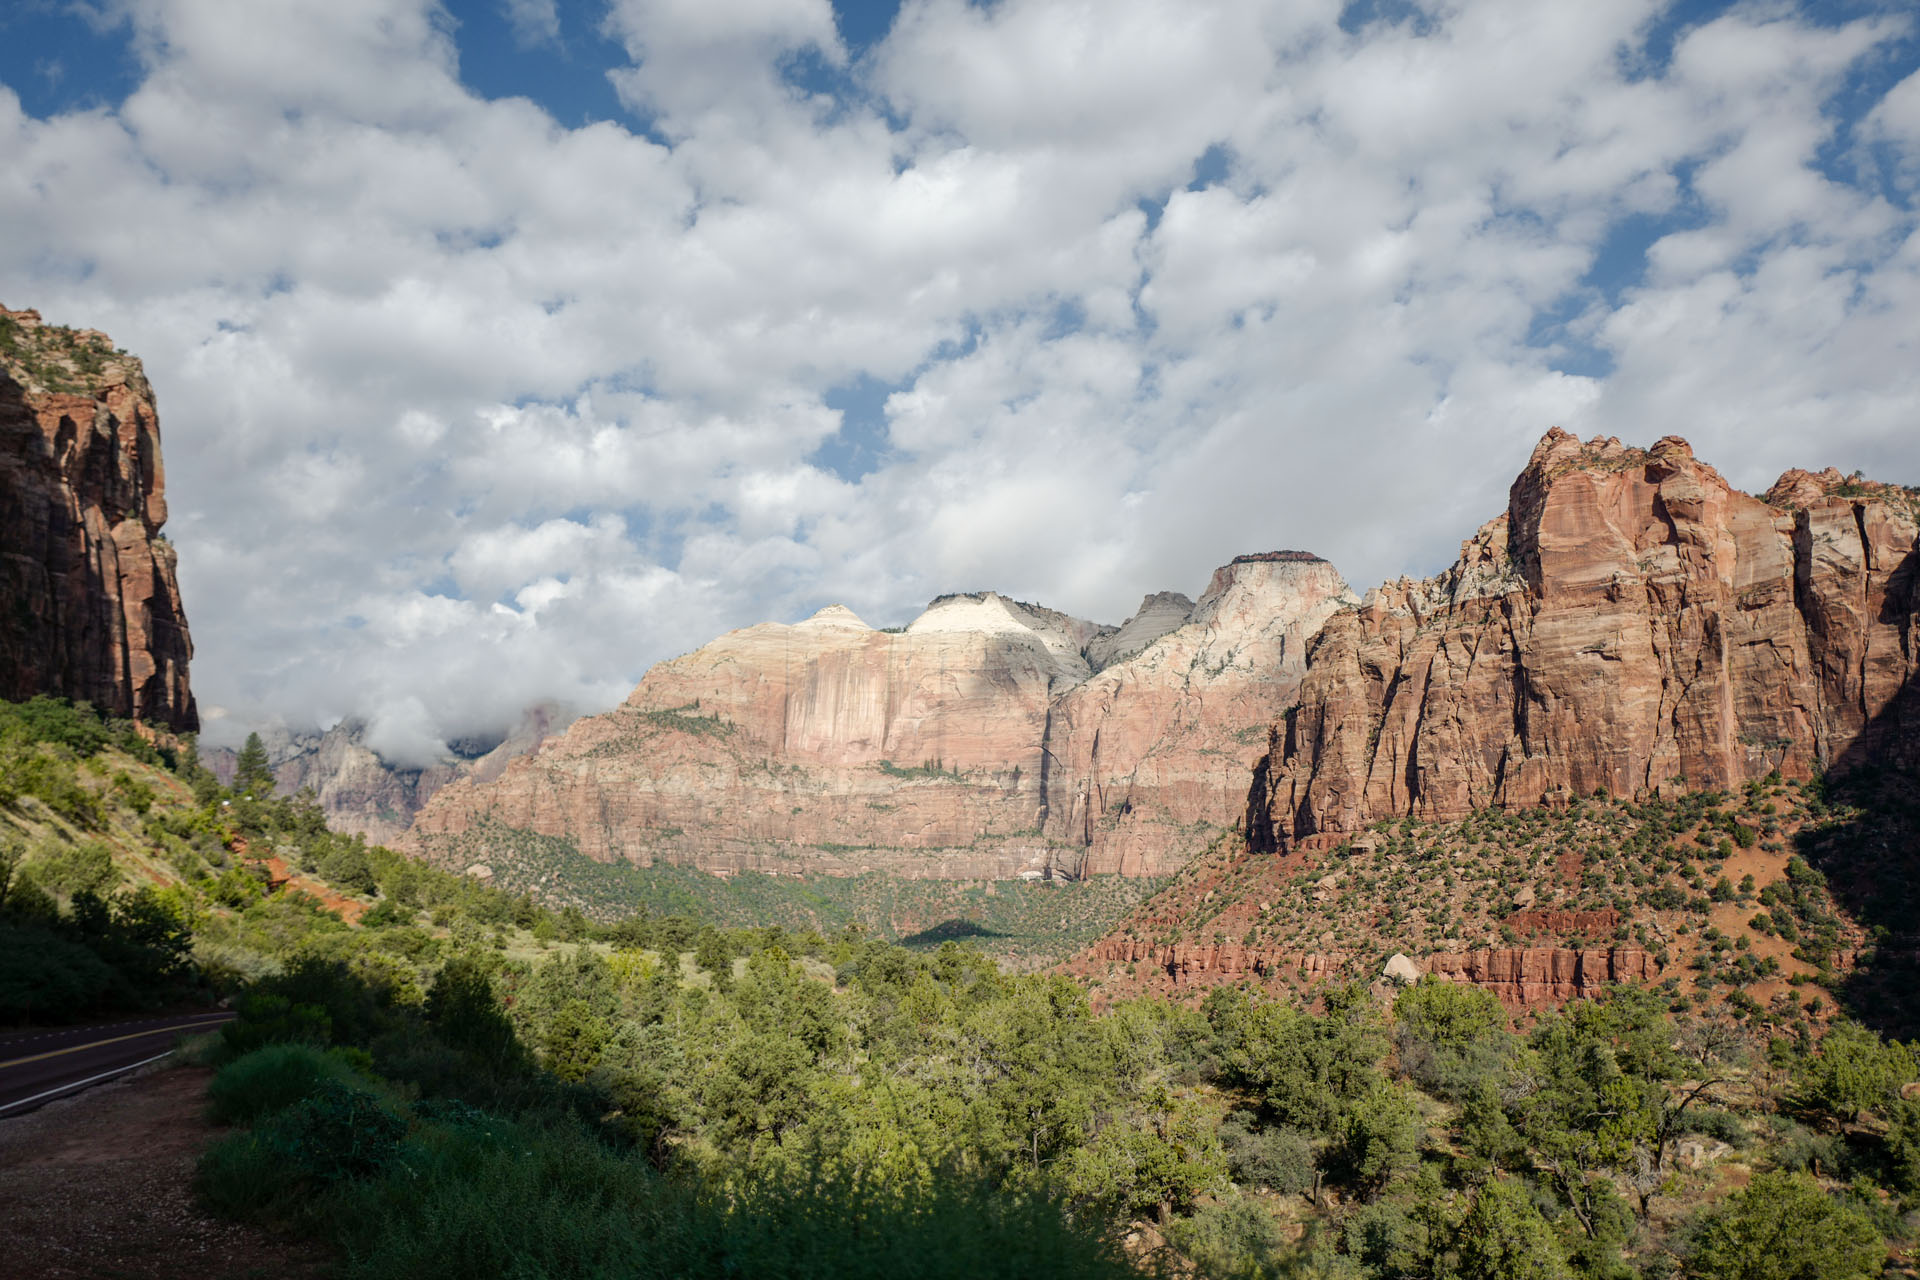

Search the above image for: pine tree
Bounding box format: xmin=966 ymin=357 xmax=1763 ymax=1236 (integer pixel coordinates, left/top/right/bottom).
xmin=233 ymin=731 xmax=274 ymax=799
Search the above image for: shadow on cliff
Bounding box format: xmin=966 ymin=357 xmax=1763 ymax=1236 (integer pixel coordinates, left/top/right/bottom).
xmin=898 ymin=920 xmax=1010 ymax=949
xmin=1800 ymin=554 xmax=1920 ymax=1037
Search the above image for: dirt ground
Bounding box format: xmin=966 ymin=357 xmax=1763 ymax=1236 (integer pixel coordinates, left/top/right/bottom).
xmin=0 ymin=1064 xmax=333 ymax=1280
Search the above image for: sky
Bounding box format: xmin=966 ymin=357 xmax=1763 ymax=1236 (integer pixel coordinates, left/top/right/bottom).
xmin=1 ymin=0 xmax=1917 ymax=763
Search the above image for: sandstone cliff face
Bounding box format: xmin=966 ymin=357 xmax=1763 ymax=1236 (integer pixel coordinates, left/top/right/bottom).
xmin=212 ymin=704 xmax=570 ymax=844
xmin=0 ymin=306 xmax=195 ymax=730
xmin=1254 ymin=431 xmax=1920 ymax=849
xmin=406 ymin=561 xmax=1355 ymax=879
xmin=1043 ymin=555 xmax=1356 ymax=875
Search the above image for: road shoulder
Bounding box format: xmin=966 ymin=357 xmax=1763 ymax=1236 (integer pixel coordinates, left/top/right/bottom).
xmin=0 ymin=1062 xmax=333 ymax=1280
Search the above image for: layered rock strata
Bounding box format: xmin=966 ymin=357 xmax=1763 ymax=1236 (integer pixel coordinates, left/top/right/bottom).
xmin=1072 ymin=936 xmax=1656 ymax=1007
xmin=1254 ymin=430 xmax=1920 ymax=849
xmin=407 ymin=559 xmax=1354 ymax=879
xmin=0 ymin=306 xmax=195 ymax=730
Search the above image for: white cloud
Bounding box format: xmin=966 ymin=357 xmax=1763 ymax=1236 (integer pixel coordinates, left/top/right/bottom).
xmin=1 ymin=0 xmax=1915 ymax=759
xmin=500 ymin=0 xmax=560 ymax=49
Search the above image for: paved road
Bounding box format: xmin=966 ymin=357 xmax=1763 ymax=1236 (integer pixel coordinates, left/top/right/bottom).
xmin=0 ymin=1011 xmax=234 ymax=1115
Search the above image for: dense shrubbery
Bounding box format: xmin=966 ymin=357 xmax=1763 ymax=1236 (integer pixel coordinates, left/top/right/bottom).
xmin=186 ymin=932 xmax=1920 ymax=1280
xmin=6 ymin=695 xmax=1920 ymax=1278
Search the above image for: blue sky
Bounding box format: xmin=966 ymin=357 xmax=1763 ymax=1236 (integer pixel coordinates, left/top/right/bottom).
xmin=2 ymin=0 xmax=1917 ymax=759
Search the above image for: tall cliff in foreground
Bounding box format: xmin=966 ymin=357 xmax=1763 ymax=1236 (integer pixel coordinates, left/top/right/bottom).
xmin=0 ymin=306 xmax=196 ymax=730
xmin=405 ymin=557 xmax=1353 ymax=879
xmin=1253 ymin=430 xmax=1920 ymax=849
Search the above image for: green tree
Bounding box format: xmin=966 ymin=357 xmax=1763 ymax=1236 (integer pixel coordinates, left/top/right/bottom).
xmin=1206 ymin=983 xmax=1386 ymax=1135
xmin=541 ymin=998 xmax=610 ymax=1082
xmin=1454 ymin=1177 xmax=1571 ymax=1280
xmin=1330 ymin=1081 xmax=1421 ymax=1196
xmin=1796 ymin=1020 xmax=1915 ymax=1123
xmin=317 ymin=843 xmax=376 ymax=896
xmin=1394 ymin=976 xmax=1517 ymax=1100
xmin=1685 ymin=1171 xmax=1883 ymax=1280
xmin=1062 ymin=1087 xmax=1225 ymax=1222
xmin=233 ymin=732 xmax=275 ymax=799
xmin=425 ymin=956 xmax=522 ymax=1067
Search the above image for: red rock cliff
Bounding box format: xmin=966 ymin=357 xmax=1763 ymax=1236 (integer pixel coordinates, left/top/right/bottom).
xmin=1253 ymin=430 xmax=1918 ymax=848
xmin=405 ymin=560 xmax=1353 ymax=880
xmin=0 ymin=306 xmax=196 ymax=730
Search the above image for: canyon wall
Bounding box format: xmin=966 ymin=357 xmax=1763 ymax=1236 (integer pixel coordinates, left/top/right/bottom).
xmin=1043 ymin=554 xmax=1354 ymax=875
xmin=1253 ymin=430 xmax=1920 ymax=849
xmin=405 ymin=557 xmax=1353 ymax=879
xmin=0 ymin=306 xmax=196 ymax=730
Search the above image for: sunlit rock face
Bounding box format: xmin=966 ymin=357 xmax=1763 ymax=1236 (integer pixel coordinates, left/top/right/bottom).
xmin=0 ymin=306 xmax=196 ymax=731
xmin=405 ymin=559 xmax=1356 ymax=880
xmin=1043 ymin=555 xmax=1355 ymax=876
xmin=1254 ymin=429 xmax=1920 ymax=850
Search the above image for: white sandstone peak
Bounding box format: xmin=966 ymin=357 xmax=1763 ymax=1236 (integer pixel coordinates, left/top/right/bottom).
xmin=797 ymin=604 xmax=872 ymax=630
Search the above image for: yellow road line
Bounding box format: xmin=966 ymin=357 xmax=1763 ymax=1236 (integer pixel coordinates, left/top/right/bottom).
xmin=0 ymin=1015 xmax=232 ymax=1070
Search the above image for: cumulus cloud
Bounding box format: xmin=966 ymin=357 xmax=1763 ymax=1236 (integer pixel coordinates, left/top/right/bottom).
xmin=1 ymin=0 xmax=1916 ymax=758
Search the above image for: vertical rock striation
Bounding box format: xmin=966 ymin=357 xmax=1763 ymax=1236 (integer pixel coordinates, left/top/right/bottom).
xmin=1253 ymin=430 xmax=1920 ymax=849
xmin=0 ymin=306 xmax=196 ymax=730
xmin=405 ymin=561 xmax=1356 ymax=879
xmin=1043 ymin=555 xmax=1355 ymax=875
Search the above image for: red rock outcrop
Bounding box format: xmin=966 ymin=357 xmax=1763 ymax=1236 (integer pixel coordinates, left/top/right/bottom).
xmin=1071 ymin=935 xmax=1656 ymax=1008
xmin=1504 ymin=909 xmax=1619 ymax=937
xmin=0 ymin=306 xmax=195 ymax=730
xmin=1254 ymin=431 xmax=1920 ymax=848
xmin=1423 ymin=946 xmax=1658 ymax=1005
xmin=405 ymin=559 xmax=1354 ymax=879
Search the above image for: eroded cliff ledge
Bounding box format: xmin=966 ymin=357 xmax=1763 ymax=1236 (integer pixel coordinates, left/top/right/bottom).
xmin=1252 ymin=429 xmax=1919 ymax=850
xmin=0 ymin=306 xmax=195 ymax=730
xmin=405 ymin=556 xmax=1355 ymax=879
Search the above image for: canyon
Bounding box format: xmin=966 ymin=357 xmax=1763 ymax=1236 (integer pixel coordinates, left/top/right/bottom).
xmin=0 ymin=306 xmax=196 ymax=731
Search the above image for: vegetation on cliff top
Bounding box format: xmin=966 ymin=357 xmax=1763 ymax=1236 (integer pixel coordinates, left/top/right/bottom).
xmin=0 ymin=309 xmax=130 ymax=396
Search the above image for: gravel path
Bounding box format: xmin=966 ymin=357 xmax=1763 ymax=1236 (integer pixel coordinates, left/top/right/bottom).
xmin=0 ymin=1063 xmax=334 ymax=1279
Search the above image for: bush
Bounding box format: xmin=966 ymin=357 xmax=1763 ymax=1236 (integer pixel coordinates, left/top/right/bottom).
xmin=261 ymin=1082 xmax=406 ymax=1184
xmin=198 ymin=1083 xmax=407 ymax=1220
xmin=27 ymin=839 xmax=117 ymax=896
xmin=0 ymin=920 xmax=128 ymax=1020
xmin=1685 ymin=1171 xmax=1883 ymax=1280
xmin=206 ymin=1044 xmax=371 ymax=1125
xmin=205 ymin=1109 xmax=1144 ymax=1280
xmin=1220 ymin=1112 xmax=1315 ymax=1195
xmin=1165 ymin=1194 xmax=1311 ymax=1280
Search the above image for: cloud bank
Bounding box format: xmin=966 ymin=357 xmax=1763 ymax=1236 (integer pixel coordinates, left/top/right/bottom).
xmin=1 ymin=0 xmax=1915 ymax=758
